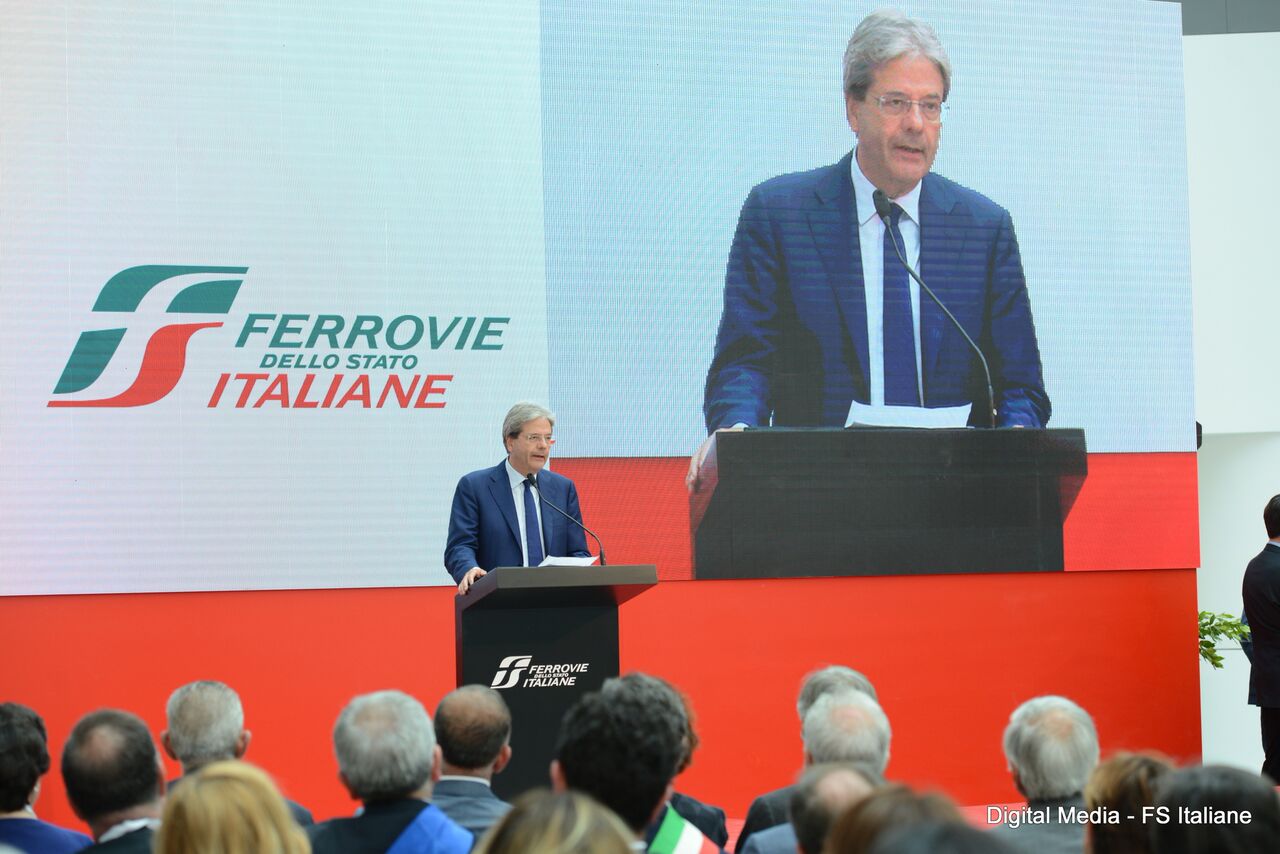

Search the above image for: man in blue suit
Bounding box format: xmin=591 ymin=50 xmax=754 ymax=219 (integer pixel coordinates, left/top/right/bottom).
xmin=694 ymin=11 xmax=1049 ymax=484
xmin=446 ymin=402 xmax=591 ymax=593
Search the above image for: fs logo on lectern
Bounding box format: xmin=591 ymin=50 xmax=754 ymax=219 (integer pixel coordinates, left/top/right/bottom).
xmin=488 ymin=655 xmax=589 ymax=689
xmin=49 ymin=265 xmax=247 ymax=407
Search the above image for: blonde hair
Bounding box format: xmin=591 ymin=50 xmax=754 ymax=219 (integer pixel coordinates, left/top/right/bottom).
xmin=475 ymin=789 xmax=633 ymax=854
xmin=155 ymin=761 xmax=309 ymax=854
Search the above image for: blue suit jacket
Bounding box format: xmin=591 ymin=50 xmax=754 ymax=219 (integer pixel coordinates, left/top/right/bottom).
xmin=444 ymin=462 xmax=590 ymax=583
xmin=705 ymin=151 xmax=1049 ymax=430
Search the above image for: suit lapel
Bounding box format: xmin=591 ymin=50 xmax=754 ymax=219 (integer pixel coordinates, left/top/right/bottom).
xmin=808 ymin=152 xmax=868 ymax=385
xmin=918 ymin=174 xmax=960 ymax=392
xmin=487 ymin=463 xmax=521 ymax=547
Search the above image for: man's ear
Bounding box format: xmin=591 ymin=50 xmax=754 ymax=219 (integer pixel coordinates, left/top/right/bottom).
xmin=234 ymin=730 xmax=251 ymax=759
xmin=550 ymin=759 xmax=567 ymax=792
xmin=493 ymin=743 xmax=513 ymax=775
xmin=160 ymin=731 xmax=178 ymax=762
xmin=431 ymin=744 xmax=443 ymax=782
xmin=845 ymin=93 xmax=860 ymax=134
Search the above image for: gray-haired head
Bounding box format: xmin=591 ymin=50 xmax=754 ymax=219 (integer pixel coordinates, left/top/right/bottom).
xmin=797 ymin=665 xmax=878 ymax=721
xmin=333 ymin=690 xmax=436 ymax=803
xmin=165 ymin=681 xmax=244 ymax=768
xmin=842 ymin=9 xmax=951 ymax=102
xmin=1002 ymin=696 xmax=1100 ymax=801
xmin=802 ymin=689 xmax=892 ymax=774
xmin=502 ymin=402 xmax=555 ymax=449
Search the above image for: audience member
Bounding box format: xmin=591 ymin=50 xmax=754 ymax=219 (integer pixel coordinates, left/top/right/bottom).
xmin=308 ymin=690 xmax=471 ymax=854
xmin=553 ymin=672 xmax=719 ymax=852
xmin=432 ymin=686 xmax=513 ymax=838
xmin=1083 ymin=752 xmax=1173 ymax=854
xmin=61 ymin=709 xmax=166 ymax=853
xmin=1150 ymin=764 xmax=1280 ymax=854
xmin=824 ymin=785 xmax=960 ymax=854
xmin=474 ymin=789 xmax=633 ymax=854
xmin=162 ymin=680 xmax=313 ymax=826
xmin=154 ymin=760 xmax=308 ymax=854
xmin=992 ymin=695 xmax=1099 ymax=854
xmin=0 ymin=702 xmax=93 ymax=852
xmin=783 ymin=764 xmax=878 ymax=854
xmin=738 ymin=667 xmax=878 ymax=853
xmin=868 ymin=820 xmax=1023 ymax=854
xmin=742 ymin=690 xmax=891 ymax=854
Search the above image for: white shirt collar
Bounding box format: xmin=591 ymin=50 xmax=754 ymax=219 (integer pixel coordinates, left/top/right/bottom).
xmin=98 ymin=818 xmax=160 ymax=843
xmin=850 ymin=148 xmax=922 ymax=229
xmin=437 ymin=775 xmax=492 ymax=787
xmin=505 ymin=460 xmax=531 ymax=489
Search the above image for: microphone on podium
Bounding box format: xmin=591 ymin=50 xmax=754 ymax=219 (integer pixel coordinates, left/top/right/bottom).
xmin=524 ymin=473 xmax=607 ymax=566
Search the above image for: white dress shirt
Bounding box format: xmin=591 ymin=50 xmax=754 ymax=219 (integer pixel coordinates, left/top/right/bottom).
xmin=505 ymin=460 xmax=544 ymax=566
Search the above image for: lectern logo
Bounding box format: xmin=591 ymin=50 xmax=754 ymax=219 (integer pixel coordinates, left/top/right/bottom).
xmin=489 ymin=655 xmax=590 ymax=689
xmin=491 ymin=656 xmax=534 ymax=689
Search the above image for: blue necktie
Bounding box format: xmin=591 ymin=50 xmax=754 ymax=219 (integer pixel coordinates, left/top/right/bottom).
xmin=882 ymin=203 xmax=920 ymax=405
xmin=523 ymin=481 xmax=544 ymax=566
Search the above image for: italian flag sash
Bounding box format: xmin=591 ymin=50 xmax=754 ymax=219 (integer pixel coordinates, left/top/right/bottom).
xmin=649 ymin=805 xmax=719 ymax=854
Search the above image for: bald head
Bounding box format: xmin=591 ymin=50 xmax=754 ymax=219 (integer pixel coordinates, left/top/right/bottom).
xmin=802 ymin=690 xmax=891 ymax=773
xmin=791 ymin=764 xmax=879 ymax=854
xmin=61 ymin=709 xmax=163 ymax=836
xmin=434 ymin=685 xmax=512 ymax=776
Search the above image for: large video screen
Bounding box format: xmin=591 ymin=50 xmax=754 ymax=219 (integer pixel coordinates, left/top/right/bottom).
xmin=0 ymin=0 xmax=1192 ymax=595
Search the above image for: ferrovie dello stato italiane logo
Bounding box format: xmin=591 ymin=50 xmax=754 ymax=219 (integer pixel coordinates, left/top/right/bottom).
xmin=49 ymin=265 xmax=512 ymax=410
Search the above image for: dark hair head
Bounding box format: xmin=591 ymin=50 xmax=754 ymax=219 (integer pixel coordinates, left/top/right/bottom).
xmin=1151 ymin=765 xmax=1280 ymax=854
xmin=475 ymin=789 xmax=634 ymax=854
xmin=823 ymin=784 xmax=961 ymax=854
xmin=867 ymin=820 xmax=1025 ymax=854
xmin=434 ymin=686 xmax=511 ymax=770
xmin=1084 ymin=752 xmax=1174 ymax=854
xmin=61 ymin=709 xmax=161 ymax=822
xmin=1264 ymin=496 xmax=1280 ymax=539
xmin=555 ymin=673 xmax=685 ymax=832
xmin=0 ymin=703 xmax=50 ymax=811
xmin=790 ymin=763 xmax=880 ymax=854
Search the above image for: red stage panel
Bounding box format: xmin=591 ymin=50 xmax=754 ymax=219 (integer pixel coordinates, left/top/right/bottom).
xmin=0 ymin=568 xmax=1199 ymax=832
xmin=555 ymin=452 xmax=1200 ymax=579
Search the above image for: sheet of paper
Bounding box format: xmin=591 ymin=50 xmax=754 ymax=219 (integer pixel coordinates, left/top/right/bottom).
xmin=539 ymin=555 xmax=599 ymax=567
xmin=845 ymin=400 xmax=972 ymax=428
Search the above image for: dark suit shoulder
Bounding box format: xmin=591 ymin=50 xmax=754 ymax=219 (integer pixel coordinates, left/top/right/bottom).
xmin=922 ymin=171 xmax=1009 ymax=223
xmin=670 ymin=791 xmax=729 ymax=849
xmin=735 ymin=786 xmax=794 ymax=853
xmin=308 ymin=799 xmax=427 ymax=854
xmin=83 ymin=828 xmax=154 ymax=853
xmin=746 ymin=157 xmax=849 ymax=213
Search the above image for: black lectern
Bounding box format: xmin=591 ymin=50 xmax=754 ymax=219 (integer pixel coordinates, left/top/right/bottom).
xmin=454 ymin=565 xmax=657 ymax=799
xmin=690 ymin=428 xmax=1086 ymax=579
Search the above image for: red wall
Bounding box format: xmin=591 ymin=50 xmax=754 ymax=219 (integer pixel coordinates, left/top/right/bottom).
xmin=0 ymin=452 xmax=1202 ymax=834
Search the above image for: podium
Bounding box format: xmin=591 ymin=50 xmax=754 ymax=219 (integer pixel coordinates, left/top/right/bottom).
xmin=690 ymin=428 xmax=1086 ymax=579
xmin=454 ymin=564 xmax=657 ymax=799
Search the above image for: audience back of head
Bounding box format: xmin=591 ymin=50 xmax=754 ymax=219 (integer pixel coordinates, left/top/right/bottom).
xmin=434 ymin=685 xmax=512 ymax=773
xmin=790 ymin=763 xmax=880 ymax=854
xmin=868 ymin=820 xmax=1024 ymax=854
xmin=1084 ymin=752 xmax=1174 ymax=854
xmin=798 ymin=666 xmax=878 ymax=721
xmin=0 ymin=702 xmax=49 ymax=813
xmin=333 ymin=690 xmax=436 ymax=803
xmin=164 ymin=680 xmax=247 ymax=770
xmin=803 ymin=690 xmax=891 ymax=774
xmin=1150 ymin=765 xmax=1280 ymax=854
xmin=475 ymin=789 xmax=633 ymax=854
xmin=61 ymin=708 xmax=163 ymax=831
xmin=1002 ymin=695 xmax=1099 ymax=801
xmin=154 ymin=760 xmax=307 ymax=854
xmin=554 ymin=672 xmax=686 ymax=834
xmin=823 ymin=784 xmax=960 ymax=854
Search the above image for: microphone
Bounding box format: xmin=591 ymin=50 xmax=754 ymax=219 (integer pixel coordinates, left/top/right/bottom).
xmin=872 ymin=189 xmax=996 ymax=428
xmin=524 ymin=474 xmax=607 ymax=566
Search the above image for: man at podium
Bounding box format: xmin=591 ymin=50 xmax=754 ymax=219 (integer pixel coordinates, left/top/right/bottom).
xmin=445 ymin=402 xmax=591 ymax=594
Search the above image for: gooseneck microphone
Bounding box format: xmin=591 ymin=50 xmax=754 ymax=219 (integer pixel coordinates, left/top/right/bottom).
xmin=524 ymin=474 xmax=607 ymax=566
xmin=872 ymin=188 xmax=996 ymax=428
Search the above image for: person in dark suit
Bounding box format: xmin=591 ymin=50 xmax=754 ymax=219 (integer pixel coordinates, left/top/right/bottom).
xmin=745 ymin=764 xmax=875 ymax=854
xmin=161 ymin=680 xmax=313 ymax=827
xmin=691 ymin=10 xmax=1048 ymax=487
xmin=737 ymin=666 xmax=878 ymax=853
xmin=432 ymin=686 xmax=513 ymax=837
xmin=61 ymin=709 xmax=165 ymax=854
xmin=0 ymin=702 xmax=93 ymax=853
xmin=1242 ymin=494 xmax=1280 ymax=781
xmin=308 ymin=690 xmax=471 ymax=854
xmin=446 ymin=402 xmax=592 ymax=594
